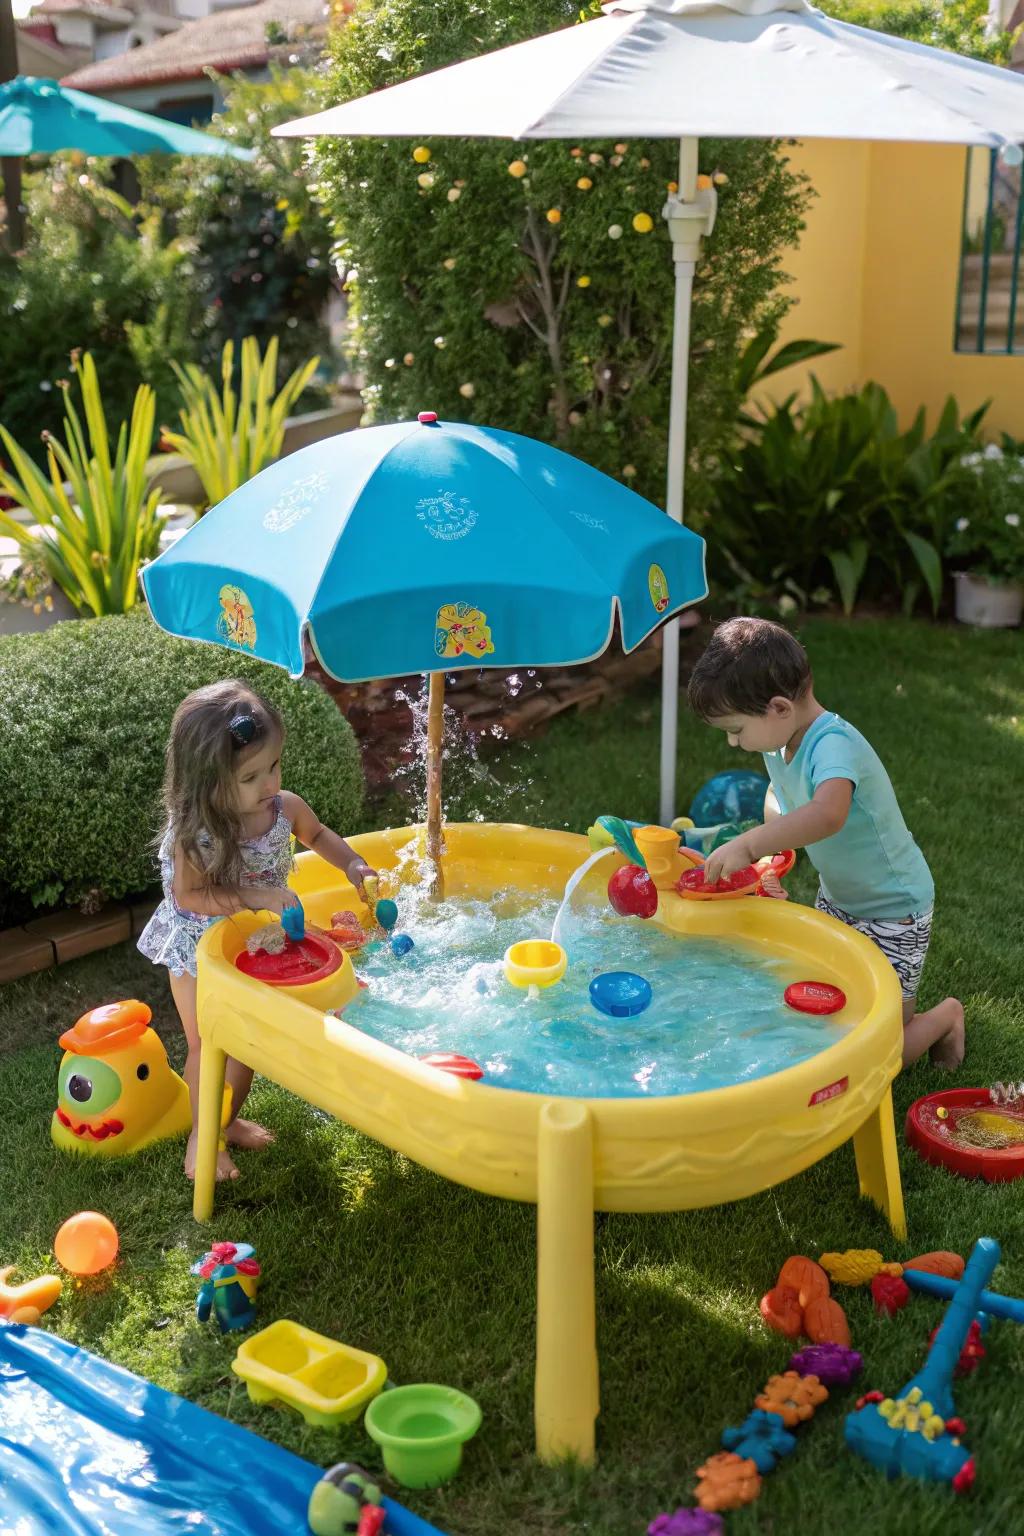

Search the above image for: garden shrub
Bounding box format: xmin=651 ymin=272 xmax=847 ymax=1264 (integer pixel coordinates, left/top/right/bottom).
xmin=139 ymin=67 xmax=338 ymax=397
xmin=821 ymin=0 xmax=1014 ymax=65
xmin=0 ymin=609 xmax=364 ymax=918
xmin=1 ymin=68 xmax=340 ymax=468
xmin=317 ymin=0 xmax=811 ymax=517
xmin=707 ymin=380 xmax=987 ymax=615
xmin=0 ymin=175 xmax=193 ymax=463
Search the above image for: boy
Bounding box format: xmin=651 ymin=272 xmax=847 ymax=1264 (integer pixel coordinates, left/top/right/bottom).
xmin=687 ymin=617 xmax=963 ymax=1069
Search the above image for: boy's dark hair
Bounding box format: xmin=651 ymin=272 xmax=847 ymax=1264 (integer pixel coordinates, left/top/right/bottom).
xmin=687 ymin=617 xmax=812 ymax=720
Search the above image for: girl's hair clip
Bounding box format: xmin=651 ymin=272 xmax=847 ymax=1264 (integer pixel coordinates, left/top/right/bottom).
xmin=228 ymin=713 xmax=258 ymax=748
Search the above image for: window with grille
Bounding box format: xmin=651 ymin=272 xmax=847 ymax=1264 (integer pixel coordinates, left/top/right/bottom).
xmin=956 ymin=146 xmax=1024 ymax=354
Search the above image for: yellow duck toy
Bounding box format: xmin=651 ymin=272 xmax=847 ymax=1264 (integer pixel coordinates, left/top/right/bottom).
xmin=51 ymin=1000 xmax=193 ymax=1157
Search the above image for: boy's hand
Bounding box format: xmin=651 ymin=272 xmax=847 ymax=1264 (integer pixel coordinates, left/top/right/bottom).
xmin=703 ymin=833 xmax=758 ymax=886
xmin=758 ymin=870 xmax=789 ymax=901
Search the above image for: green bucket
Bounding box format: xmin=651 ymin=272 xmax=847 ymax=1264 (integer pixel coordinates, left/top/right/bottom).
xmin=364 ymin=1383 xmax=482 ymax=1489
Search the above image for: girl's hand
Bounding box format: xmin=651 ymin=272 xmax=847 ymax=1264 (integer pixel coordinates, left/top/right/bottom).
xmin=703 ymin=833 xmax=758 ymax=886
xmin=345 ymin=858 xmax=377 ymax=896
xmin=250 ymin=886 xmax=302 ymax=918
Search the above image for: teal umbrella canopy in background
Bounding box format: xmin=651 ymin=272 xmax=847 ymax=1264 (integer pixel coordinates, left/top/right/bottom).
xmin=143 ymin=413 xmax=708 ymax=892
xmin=0 ymin=75 xmax=251 ymax=248
xmin=0 ymin=76 xmax=253 ymax=159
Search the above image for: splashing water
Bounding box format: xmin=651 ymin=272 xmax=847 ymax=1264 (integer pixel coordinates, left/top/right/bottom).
xmin=551 ymin=846 xmax=616 ymax=946
xmin=348 ymin=891 xmax=852 ymax=1099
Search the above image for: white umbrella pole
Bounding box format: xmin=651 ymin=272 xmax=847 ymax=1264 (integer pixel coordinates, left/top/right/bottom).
xmin=658 ymin=138 xmax=715 ymax=827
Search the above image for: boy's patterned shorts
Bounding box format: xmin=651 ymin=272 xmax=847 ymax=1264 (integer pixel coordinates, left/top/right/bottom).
xmin=815 ymin=890 xmax=933 ymax=1002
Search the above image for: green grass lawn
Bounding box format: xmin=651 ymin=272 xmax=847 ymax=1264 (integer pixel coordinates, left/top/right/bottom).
xmin=1 ymin=617 xmax=1023 ymax=1536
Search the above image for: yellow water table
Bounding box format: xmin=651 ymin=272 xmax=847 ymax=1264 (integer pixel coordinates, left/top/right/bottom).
xmin=232 ymin=1319 xmax=387 ymax=1429
xmin=195 ymin=822 xmax=905 ymax=1468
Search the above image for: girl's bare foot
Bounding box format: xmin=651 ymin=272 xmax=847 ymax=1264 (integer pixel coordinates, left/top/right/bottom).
xmin=929 ymin=999 xmax=966 ymax=1070
xmin=185 ymin=1129 xmax=241 ymax=1182
xmin=225 ymin=1117 xmax=275 ymax=1151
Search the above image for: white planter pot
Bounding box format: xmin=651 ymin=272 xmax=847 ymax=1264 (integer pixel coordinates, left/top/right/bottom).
xmin=953 ymin=571 xmax=1023 ymax=629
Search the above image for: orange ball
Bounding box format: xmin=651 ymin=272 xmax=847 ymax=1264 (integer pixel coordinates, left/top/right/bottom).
xmin=54 ymin=1211 xmax=119 ymax=1276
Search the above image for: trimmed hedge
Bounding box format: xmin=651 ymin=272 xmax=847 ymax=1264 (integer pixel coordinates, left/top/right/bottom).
xmin=0 ymin=609 xmax=364 ymax=918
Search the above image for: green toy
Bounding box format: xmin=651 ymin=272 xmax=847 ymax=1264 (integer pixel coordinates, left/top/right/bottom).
xmin=587 ymin=815 xmax=645 ymax=865
xmin=307 ymin=1462 xmax=383 ymax=1536
xmin=364 ymin=1383 xmax=482 ymax=1489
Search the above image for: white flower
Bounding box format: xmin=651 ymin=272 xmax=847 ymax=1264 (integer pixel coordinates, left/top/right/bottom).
xmin=956 ymin=517 xmax=970 ymax=531
xmin=778 ymin=594 xmax=798 ymax=615
xmin=984 ymin=443 xmax=1004 ymax=460
xmin=960 ymin=452 xmax=983 ymax=470
xmin=1007 ymin=513 xmax=1021 ymax=527
xmin=459 ymin=382 xmax=475 ymax=398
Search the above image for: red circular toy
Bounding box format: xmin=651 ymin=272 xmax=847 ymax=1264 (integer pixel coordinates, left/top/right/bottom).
xmin=905 ymin=1088 xmax=1024 ymax=1183
xmin=784 ymin=981 xmax=847 ymax=1015
xmin=758 ymin=849 xmax=797 ymax=880
xmin=608 ymin=864 xmax=658 ymax=919
xmin=676 ymin=863 xmax=761 ymax=900
xmin=235 ymin=934 xmax=342 ymax=986
xmin=419 ymin=1052 xmax=484 ymax=1081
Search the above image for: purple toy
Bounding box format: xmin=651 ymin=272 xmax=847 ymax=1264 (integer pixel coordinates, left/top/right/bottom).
xmin=789 ymin=1343 xmax=863 ymax=1386
xmin=648 ymin=1513 xmax=723 ymax=1536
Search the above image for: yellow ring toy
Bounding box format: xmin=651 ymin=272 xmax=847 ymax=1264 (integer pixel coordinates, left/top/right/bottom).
xmin=503 ymin=939 xmax=568 ymax=989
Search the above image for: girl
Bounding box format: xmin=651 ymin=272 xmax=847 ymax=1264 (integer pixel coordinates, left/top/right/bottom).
xmin=138 ymin=680 xmax=376 ymax=1182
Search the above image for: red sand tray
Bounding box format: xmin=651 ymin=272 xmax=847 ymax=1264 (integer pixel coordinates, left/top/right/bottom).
xmin=234 ymin=933 xmax=342 ymax=987
xmin=905 ymin=1088 xmax=1024 ymax=1183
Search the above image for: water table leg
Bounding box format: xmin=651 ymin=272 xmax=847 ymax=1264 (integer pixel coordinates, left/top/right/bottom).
xmin=193 ymin=1039 xmax=227 ymax=1224
xmin=853 ymin=1086 xmax=906 ymax=1240
xmin=535 ymin=1100 xmax=599 ymax=1464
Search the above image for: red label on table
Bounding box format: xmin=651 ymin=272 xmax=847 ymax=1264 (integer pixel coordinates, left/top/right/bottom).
xmin=809 ymin=1076 xmax=849 ymax=1107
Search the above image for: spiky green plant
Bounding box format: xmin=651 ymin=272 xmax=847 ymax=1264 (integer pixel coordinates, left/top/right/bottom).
xmin=162 ymin=336 xmax=320 ymax=509
xmin=0 ymin=352 xmax=165 ymax=617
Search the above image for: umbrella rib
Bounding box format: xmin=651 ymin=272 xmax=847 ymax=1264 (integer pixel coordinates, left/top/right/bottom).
xmin=815 ymin=17 xmax=1018 ymax=146
xmin=514 ymin=12 xmax=642 ymax=138
xmin=304 ymin=419 xmax=424 ymax=647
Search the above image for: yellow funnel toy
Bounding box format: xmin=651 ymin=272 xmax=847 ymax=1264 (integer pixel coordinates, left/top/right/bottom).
xmin=51 ymin=1000 xmax=193 ymax=1156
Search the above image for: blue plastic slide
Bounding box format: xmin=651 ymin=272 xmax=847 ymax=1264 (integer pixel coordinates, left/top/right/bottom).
xmin=0 ymin=1321 xmax=448 ymax=1535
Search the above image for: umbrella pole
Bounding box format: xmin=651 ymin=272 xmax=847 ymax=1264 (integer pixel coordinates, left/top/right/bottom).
xmin=425 ymin=670 xmax=445 ymax=899
xmin=0 ymin=154 xmax=22 ymax=251
xmin=658 ymin=137 xmax=715 ymax=827
xmin=0 ymin=0 xmax=24 ymax=253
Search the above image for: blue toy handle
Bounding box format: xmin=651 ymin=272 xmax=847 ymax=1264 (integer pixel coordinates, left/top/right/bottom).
xmin=904 ymin=1262 xmax=1024 ymax=1325
xmin=195 ymin=1280 xmax=213 ymax=1325
xmin=911 ymin=1238 xmax=1001 ymax=1400
xmin=281 ymin=900 xmax=305 ymax=943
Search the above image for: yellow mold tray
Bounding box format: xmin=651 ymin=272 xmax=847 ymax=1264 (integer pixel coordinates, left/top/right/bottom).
xmin=232 ymin=1319 xmax=387 ymax=1428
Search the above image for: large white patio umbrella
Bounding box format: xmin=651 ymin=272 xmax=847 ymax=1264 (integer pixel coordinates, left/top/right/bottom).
xmin=276 ymin=0 xmax=1024 ymax=824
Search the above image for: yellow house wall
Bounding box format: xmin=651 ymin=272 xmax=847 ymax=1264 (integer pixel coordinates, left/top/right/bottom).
xmin=772 ymin=139 xmax=1024 ymax=437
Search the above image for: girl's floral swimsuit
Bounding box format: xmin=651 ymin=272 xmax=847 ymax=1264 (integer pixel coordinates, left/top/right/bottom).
xmin=137 ymin=796 xmax=294 ymax=978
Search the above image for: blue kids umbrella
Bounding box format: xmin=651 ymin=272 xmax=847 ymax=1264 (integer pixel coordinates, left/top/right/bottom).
xmin=142 ymin=413 xmax=707 ymax=891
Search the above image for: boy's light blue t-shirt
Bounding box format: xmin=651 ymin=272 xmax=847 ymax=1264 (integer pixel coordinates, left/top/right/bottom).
xmin=763 ymin=712 xmax=934 ymax=921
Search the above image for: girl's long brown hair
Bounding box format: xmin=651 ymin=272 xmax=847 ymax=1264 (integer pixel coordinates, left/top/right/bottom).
xmin=159 ymin=680 xmax=284 ymax=891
